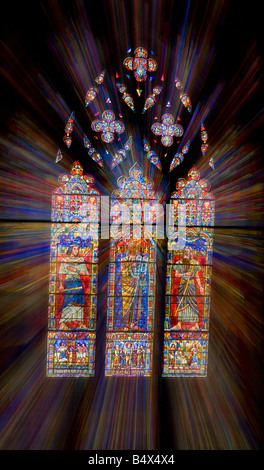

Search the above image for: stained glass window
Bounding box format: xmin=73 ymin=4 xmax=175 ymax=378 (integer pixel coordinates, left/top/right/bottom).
xmin=47 ymin=161 xmax=100 ymax=377
xmin=105 ymin=163 xmax=159 ymax=376
xmin=163 ymin=167 xmax=214 ymax=377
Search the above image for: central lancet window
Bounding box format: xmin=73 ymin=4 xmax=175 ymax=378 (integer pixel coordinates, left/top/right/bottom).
xmin=105 ymin=163 xmax=159 ymax=376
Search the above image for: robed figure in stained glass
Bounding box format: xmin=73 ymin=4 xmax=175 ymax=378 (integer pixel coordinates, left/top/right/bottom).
xmin=106 ymin=164 xmax=156 ymax=376
xmin=120 ymin=243 xmax=147 ymax=331
xmin=171 ymin=246 xmax=204 ymax=330
xmin=163 ymin=167 xmax=214 ymax=377
xmin=55 ymin=341 xmax=69 ymax=363
xmin=57 ymin=243 xmax=91 ymax=329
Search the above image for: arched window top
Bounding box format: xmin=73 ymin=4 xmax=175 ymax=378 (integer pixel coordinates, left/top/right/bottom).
xmin=113 ymin=163 xmax=158 ymax=200
xmin=52 ymin=162 xmax=100 ymax=223
xmin=56 ymin=161 xmax=99 ymax=195
xmin=171 ymin=166 xmax=214 ymax=200
xmin=169 ymin=167 xmax=215 ymax=228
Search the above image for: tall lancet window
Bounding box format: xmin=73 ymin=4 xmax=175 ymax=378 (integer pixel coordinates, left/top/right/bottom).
xmin=106 ymin=163 xmax=159 ymax=377
xmin=163 ymin=167 xmax=214 ymax=377
xmin=47 ymin=161 xmax=100 ymax=377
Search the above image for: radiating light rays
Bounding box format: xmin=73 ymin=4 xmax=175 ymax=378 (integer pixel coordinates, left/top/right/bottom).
xmin=0 ymin=114 xmax=68 ymax=220
xmin=146 ymin=1 xmax=218 ymax=115
xmin=182 ymin=227 xmax=263 ymax=450
xmin=192 ymin=48 xmax=263 ymax=236
xmin=41 ymin=0 xmax=104 ymax=101
xmin=212 ymin=229 xmax=263 ymax=342
xmin=196 ymin=121 xmax=263 ymax=228
xmin=164 ymin=375 xmax=254 ymax=449
xmin=163 ymin=263 xmax=263 ymax=450
xmin=73 ymin=378 xmax=158 ymax=450
xmin=0 ymin=223 xmax=50 ymax=449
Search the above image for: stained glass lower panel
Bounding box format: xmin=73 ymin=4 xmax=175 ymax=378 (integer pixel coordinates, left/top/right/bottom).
xmin=163 ymin=331 xmax=208 ymax=377
xmin=106 ymin=332 xmax=152 ymax=376
xmin=47 ymin=331 xmax=96 ymax=377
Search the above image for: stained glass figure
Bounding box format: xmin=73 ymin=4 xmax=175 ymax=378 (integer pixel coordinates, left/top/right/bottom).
xmin=123 ymin=47 xmax=157 ymax=82
xmin=106 ymin=333 xmax=152 ymax=376
xmin=123 ymin=94 xmax=135 ymax=111
xmin=151 ymin=114 xmax=184 ymax=147
xmin=163 ymin=167 xmax=214 ymax=377
xmin=163 ymin=332 xmax=208 ymax=377
xmin=56 ymin=149 xmax=63 ymax=163
xmin=209 ymin=157 xmax=214 ymax=169
xmin=47 ymin=161 xmax=100 ymax=377
xmin=90 ymin=150 xmax=103 ymax=167
xmin=91 ymin=110 xmax=125 ymax=143
xmin=106 ymin=164 xmax=159 ymax=376
xmin=47 ymin=332 xmax=96 ymax=377
xmin=201 ymin=127 xmax=208 ymax=143
xmin=85 ymin=87 xmax=99 ymax=106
